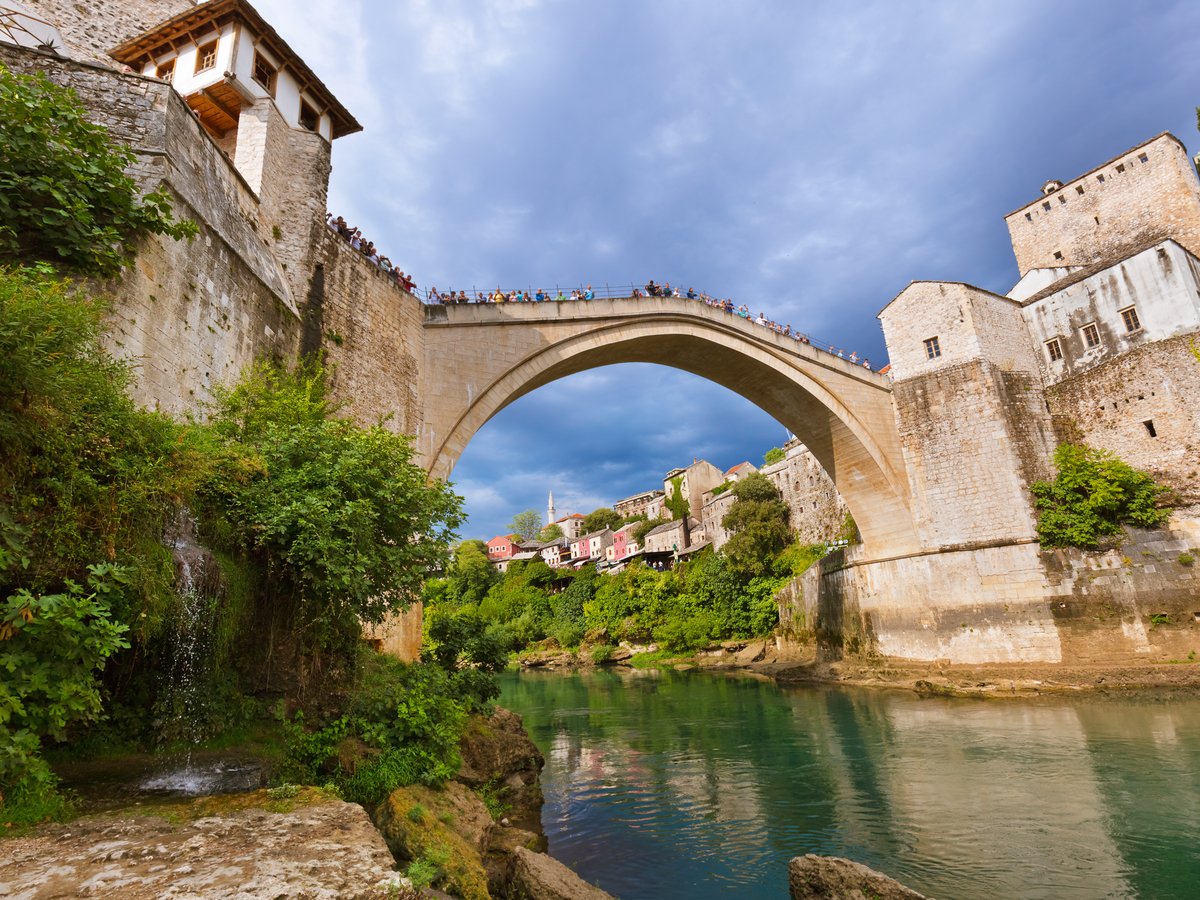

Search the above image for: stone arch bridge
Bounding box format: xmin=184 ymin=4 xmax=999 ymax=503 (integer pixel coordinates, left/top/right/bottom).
xmin=420 ymin=297 xmax=920 ymax=559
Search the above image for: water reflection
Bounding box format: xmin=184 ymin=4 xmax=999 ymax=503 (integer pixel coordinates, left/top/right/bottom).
xmin=500 ymin=669 xmax=1200 ymax=900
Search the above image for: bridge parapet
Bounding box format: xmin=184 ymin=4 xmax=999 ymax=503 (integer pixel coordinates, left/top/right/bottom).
xmin=423 ymin=296 xmax=891 ymax=391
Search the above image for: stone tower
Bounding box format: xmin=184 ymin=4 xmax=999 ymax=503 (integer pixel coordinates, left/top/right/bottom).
xmin=546 ymin=490 xmax=556 ymax=529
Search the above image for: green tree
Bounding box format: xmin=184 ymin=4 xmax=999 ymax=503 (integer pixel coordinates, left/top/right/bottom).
xmin=538 ymin=523 xmax=564 ymax=541
xmin=0 ymin=67 xmax=196 ymax=274
xmin=508 ymin=509 xmax=542 ymax=542
xmin=763 ymin=447 xmax=785 ymax=465
xmin=582 ymin=507 xmax=622 ymax=534
xmin=722 ymin=473 xmax=792 ymax=578
xmin=445 ymin=541 xmax=498 ymax=609
xmin=199 ymin=361 xmax=464 ymax=652
xmin=1030 ymin=443 xmax=1170 ymax=549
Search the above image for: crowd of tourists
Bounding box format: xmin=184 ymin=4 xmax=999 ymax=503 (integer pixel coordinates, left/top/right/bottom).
xmin=424 ymin=276 xmax=874 ymax=370
xmin=326 ymin=213 xmax=416 ymax=293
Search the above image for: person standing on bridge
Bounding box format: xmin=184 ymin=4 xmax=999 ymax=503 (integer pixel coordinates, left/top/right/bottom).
xmin=584 ymin=285 xmax=595 ymax=300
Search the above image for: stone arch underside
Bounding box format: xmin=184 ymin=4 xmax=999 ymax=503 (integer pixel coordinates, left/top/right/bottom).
xmin=423 ymin=314 xmax=920 ymax=558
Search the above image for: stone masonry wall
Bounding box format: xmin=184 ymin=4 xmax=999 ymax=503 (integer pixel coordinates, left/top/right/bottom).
xmin=793 ymin=523 xmax=1200 ymax=665
xmin=24 ymin=0 xmax=193 ymax=66
xmin=1047 ymin=332 xmax=1200 ymax=510
xmin=0 ymin=44 xmax=302 ymax=414
xmin=1005 ymin=134 xmax=1200 ymax=276
xmin=316 ymin=232 xmax=426 ymax=438
xmin=892 ymin=359 xmax=1055 ymax=549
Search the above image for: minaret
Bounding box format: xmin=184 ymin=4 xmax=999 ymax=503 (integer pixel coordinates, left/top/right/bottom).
xmin=547 ymin=490 xmax=556 ymax=528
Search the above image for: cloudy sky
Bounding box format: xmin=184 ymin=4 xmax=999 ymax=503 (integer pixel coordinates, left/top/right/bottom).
xmin=259 ymin=0 xmax=1200 ymax=540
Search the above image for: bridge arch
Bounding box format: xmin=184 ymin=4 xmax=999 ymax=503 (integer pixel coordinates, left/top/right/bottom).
xmin=421 ymin=299 xmax=919 ymax=558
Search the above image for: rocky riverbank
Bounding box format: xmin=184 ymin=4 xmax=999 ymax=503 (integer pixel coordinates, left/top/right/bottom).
xmin=519 ymin=636 xmax=1200 ymax=698
xmin=0 ymin=708 xmax=611 ymax=900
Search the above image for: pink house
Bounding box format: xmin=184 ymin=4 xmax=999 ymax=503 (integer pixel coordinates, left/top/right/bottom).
xmin=487 ymin=534 xmax=519 ymax=562
xmin=612 ymin=523 xmax=639 ymax=561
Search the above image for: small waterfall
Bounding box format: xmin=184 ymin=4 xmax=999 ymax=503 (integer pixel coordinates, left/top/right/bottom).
xmin=140 ymin=508 xmax=261 ymax=795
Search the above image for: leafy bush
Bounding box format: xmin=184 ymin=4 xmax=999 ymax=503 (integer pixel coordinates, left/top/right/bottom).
xmin=424 ymin=608 xmax=508 ymax=713
xmin=279 ymin=652 xmax=469 ymax=807
xmin=199 ymin=361 xmax=463 ymax=653
xmin=763 ymin=447 xmax=786 ymax=465
xmin=0 ymin=66 xmax=196 ymax=274
xmin=722 ymin=473 xmax=792 ymax=577
xmin=1031 ymin=444 xmax=1170 ymax=549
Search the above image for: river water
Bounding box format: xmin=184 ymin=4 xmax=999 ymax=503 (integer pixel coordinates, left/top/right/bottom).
xmin=499 ymin=668 xmax=1200 ymax=899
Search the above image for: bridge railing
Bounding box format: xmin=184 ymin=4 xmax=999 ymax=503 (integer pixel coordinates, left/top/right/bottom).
xmin=423 ymin=283 xmax=884 ymax=372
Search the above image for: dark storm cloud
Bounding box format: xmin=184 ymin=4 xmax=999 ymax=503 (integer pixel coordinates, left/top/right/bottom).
xmin=258 ymin=0 xmax=1200 ymax=539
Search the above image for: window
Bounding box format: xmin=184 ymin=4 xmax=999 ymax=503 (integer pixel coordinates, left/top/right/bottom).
xmin=1045 ymin=339 xmax=1063 ymax=362
xmin=1058 ymin=194 xmax=1067 ymax=204
xmin=1075 ymin=185 xmax=1085 ymax=195
xmin=1082 ymin=322 xmax=1100 ymax=347
xmin=1120 ymin=305 xmax=1142 ymax=333
xmin=1025 ymin=212 xmax=1032 ymax=221
xmin=1053 ymin=250 xmax=1063 ymax=260
xmin=195 ymin=40 xmax=218 ymax=73
xmin=923 ymin=336 xmax=941 ymax=360
xmin=1138 ymin=152 xmax=1149 ymax=163
xmin=156 ymin=59 xmax=175 ymax=82
xmin=252 ymin=51 xmax=277 ymax=94
xmin=1042 ymin=201 xmax=1052 ymax=211
xmin=1116 ymin=163 xmax=1126 ymax=173
xmin=299 ymin=99 xmax=320 ymax=132
xmin=1144 ymin=420 xmax=1157 ymax=438
xmin=1096 ymin=173 xmax=1105 ymax=183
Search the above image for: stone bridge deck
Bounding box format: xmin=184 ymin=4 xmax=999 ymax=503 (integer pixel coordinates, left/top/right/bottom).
xmin=420 ymin=296 xmax=919 ymax=557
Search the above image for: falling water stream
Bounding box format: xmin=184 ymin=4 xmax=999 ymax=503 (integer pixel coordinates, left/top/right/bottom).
xmin=136 ymin=508 xmax=262 ymax=797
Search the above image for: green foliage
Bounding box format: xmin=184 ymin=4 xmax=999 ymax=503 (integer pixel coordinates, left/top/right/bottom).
xmin=507 ymin=509 xmax=542 ymax=542
xmin=199 ymin=361 xmax=463 ymax=652
xmin=1031 ymin=444 xmax=1171 ymax=549
xmin=445 ymin=541 xmax=498 ymax=609
xmin=582 ymin=507 xmax=623 ymax=534
xmin=836 ymin=511 xmax=860 ymax=545
xmin=1179 ymin=552 xmax=1195 ymax=567
xmin=722 ymin=473 xmax=792 ymax=578
xmin=424 ymin=608 xmax=508 ymax=713
xmin=538 ymin=522 xmax=564 ymax=541
xmin=710 ymin=480 xmax=733 ymax=497
xmin=665 ymin=476 xmax=689 ymax=521
xmin=406 ymin=802 xmax=427 ymax=823
xmin=763 ymin=447 xmax=786 ymax=465
xmin=476 ymin=778 xmax=511 ymax=820
xmin=279 ymin=652 xmax=469 ymax=807
xmin=0 ymin=66 xmax=196 ymax=275
xmin=406 ymin=857 xmax=441 ymax=890
xmin=589 ymin=643 xmax=615 ymax=663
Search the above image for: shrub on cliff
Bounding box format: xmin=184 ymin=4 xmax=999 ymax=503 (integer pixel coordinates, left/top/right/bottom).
xmin=198 ymin=361 xmax=464 ymax=655
xmin=1031 ymin=444 xmax=1170 ymax=549
xmin=0 ymin=65 xmax=196 ymax=274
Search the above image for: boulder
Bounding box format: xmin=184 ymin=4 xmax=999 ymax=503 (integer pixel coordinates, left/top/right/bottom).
xmin=457 ymin=708 xmax=545 ymax=836
xmin=374 ymin=787 xmax=491 ymax=900
xmin=0 ymin=794 xmax=405 ymax=899
xmin=788 ymin=855 xmax=928 ymax=899
xmin=735 ymin=639 xmax=767 ymax=664
xmin=506 ymin=847 xmax=615 ymax=900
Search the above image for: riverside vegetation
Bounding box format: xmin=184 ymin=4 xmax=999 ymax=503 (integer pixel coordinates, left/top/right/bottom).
xmin=0 ymin=68 xmax=509 ymax=896
xmin=423 ymin=472 xmax=836 ymax=666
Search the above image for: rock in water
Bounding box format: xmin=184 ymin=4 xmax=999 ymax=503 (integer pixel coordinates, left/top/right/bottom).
xmin=789 ymin=855 xmax=929 ymax=899
xmin=506 ymin=847 xmax=616 ymax=900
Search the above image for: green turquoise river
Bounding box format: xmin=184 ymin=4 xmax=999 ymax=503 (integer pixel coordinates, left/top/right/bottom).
xmin=498 ymin=668 xmax=1200 ymax=899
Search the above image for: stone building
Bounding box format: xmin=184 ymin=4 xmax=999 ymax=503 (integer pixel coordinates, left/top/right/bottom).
xmin=613 ymin=488 xmax=665 ymax=520
xmin=663 ymin=459 xmax=725 ymax=520
xmin=641 ymin=518 xmax=704 ymax=556
xmin=701 ymin=441 xmax=848 ymax=551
